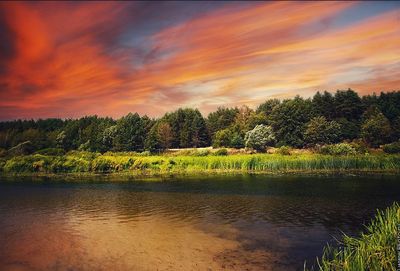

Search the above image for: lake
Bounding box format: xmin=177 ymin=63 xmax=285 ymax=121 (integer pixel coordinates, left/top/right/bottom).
xmin=0 ymin=174 xmax=399 ymax=271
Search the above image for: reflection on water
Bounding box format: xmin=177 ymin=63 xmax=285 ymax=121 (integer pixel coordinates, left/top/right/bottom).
xmin=0 ymin=174 xmax=399 ymax=270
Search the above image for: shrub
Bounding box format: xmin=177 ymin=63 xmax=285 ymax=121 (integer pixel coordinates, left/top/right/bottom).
xmin=214 ymin=148 xmax=228 ymax=156
xmin=277 ymin=146 xmax=291 ymax=155
xmin=245 ymin=124 xmax=276 ymax=152
xmin=382 ymin=141 xmax=400 ymax=154
xmin=318 ymin=143 xmax=357 ymax=155
xmin=349 ymin=139 xmax=369 ymax=154
xmin=194 ymin=149 xmax=210 ymax=156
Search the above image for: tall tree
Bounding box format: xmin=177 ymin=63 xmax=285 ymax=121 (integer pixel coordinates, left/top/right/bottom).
xmin=361 ymin=106 xmax=392 ymax=147
xmin=269 ymin=96 xmax=314 ymax=147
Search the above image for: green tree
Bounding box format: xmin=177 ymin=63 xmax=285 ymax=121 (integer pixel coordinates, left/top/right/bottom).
xmin=102 ymin=125 xmax=117 ymax=151
xmin=256 ymin=99 xmax=280 ymax=116
xmin=334 ymin=89 xmax=363 ymax=120
xmin=361 ymin=106 xmax=392 ymax=147
xmin=230 ymin=133 xmax=244 ymax=149
xmin=157 ymin=122 xmax=173 ymax=150
xmin=304 ymin=116 xmax=341 ymax=146
xmin=206 ymin=107 xmax=238 ymax=137
xmin=244 ymin=124 xmax=276 ymax=152
xmin=312 ymin=91 xmax=335 ymax=119
xmin=269 ymin=96 xmax=314 ymax=147
xmin=165 ymin=108 xmax=209 ymax=148
xmin=113 ymin=113 xmax=146 ymax=151
xmin=213 ymin=128 xmax=232 ymax=148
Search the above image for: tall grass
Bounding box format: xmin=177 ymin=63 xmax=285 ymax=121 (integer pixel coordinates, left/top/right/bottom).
xmin=306 ymin=202 xmax=400 ymax=271
xmin=1 ymin=152 xmax=399 ymax=174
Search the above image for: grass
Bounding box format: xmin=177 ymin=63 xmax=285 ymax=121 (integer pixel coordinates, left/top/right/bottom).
xmin=0 ymin=151 xmax=399 ymax=175
xmin=306 ymin=202 xmax=400 ymax=271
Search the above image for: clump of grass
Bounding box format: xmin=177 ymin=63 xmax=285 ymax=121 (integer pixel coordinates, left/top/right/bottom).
xmin=214 ymin=148 xmax=228 ymax=156
xmin=306 ymin=202 xmax=400 ymax=271
xmin=277 ymin=146 xmax=291 ymax=155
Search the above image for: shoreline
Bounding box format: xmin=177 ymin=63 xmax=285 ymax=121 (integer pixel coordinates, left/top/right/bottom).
xmin=1 ymin=168 xmax=400 ymax=180
xmin=1 ymin=152 xmax=399 ymax=180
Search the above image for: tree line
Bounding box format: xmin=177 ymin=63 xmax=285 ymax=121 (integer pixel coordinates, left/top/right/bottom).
xmin=0 ymin=89 xmax=399 ymax=154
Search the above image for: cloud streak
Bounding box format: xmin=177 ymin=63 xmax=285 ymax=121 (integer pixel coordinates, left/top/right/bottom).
xmin=0 ymin=1 xmax=399 ymax=120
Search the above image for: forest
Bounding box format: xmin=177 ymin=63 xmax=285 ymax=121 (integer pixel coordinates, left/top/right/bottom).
xmin=0 ymin=89 xmax=399 ymax=157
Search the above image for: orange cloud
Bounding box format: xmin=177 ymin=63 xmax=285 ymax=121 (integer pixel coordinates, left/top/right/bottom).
xmin=0 ymin=1 xmax=399 ymax=120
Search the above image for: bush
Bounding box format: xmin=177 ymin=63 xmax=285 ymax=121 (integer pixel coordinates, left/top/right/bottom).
xmin=214 ymin=148 xmax=228 ymax=156
xmin=3 ymin=154 xmax=51 ymax=173
xmin=349 ymin=139 xmax=369 ymax=154
xmin=277 ymin=146 xmax=291 ymax=155
xmin=193 ymin=149 xmax=210 ymax=156
xmin=318 ymin=143 xmax=357 ymax=155
xmin=35 ymin=148 xmax=65 ymax=156
xmin=382 ymin=141 xmax=400 ymax=154
xmin=245 ymin=125 xmax=276 ymax=152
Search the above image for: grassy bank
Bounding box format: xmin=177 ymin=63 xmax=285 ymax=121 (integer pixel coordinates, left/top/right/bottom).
xmin=306 ymin=202 xmax=400 ymax=271
xmin=1 ymin=151 xmax=399 ymax=175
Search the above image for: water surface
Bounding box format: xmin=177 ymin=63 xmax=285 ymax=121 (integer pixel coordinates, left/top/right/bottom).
xmin=0 ymin=174 xmax=399 ymax=270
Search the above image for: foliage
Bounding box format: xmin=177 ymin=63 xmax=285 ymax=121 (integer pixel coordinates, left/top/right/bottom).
xmin=113 ymin=113 xmax=147 ymax=151
xmin=245 ymin=125 xmax=276 ymax=152
xmin=212 ymin=128 xmax=232 ymax=148
xmin=382 ymin=141 xmax=400 ymax=154
xmin=333 ymin=89 xmax=364 ymax=120
xmin=304 ymin=116 xmax=341 ymax=146
xmin=306 ymin=202 xmax=400 ymax=271
xmin=0 ymin=91 xmax=400 ymax=153
xmin=165 ymin=108 xmax=209 ymax=148
xmin=256 ymin=99 xmax=280 ymax=116
xmin=312 ymin=91 xmax=335 ymax=120
xmin=317 ymin=143 xmax=357 ymax=156
xmin=361 ymin=106 xmax=392 ymax=147
xmin=206 ymin=107 xmax=239 ymax=137
xmin=230 ymin=133 xmax=245 ymax=149
xmin=269 ymin=96 xmax=314 ymax=147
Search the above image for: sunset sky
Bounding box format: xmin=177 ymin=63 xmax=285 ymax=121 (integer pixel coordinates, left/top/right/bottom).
xmin=0 ymin=1 xmax=399 ymax=120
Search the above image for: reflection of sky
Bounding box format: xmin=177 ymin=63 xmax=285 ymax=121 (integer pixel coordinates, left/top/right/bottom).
xmin=0 ymin=1 xmax=399 ymax=120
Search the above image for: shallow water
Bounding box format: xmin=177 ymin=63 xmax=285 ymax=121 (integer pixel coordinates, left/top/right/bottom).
xmin=0 ymin=174 xmax=399 ymax=270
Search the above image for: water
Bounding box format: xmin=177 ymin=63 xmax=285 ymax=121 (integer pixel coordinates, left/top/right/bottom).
xmin=0 ymin=174 xmax=399 ymax=271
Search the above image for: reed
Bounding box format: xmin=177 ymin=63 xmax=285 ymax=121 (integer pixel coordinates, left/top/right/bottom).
xmin=1 ymin=152 xmax=399 ymax=174
xmin=306 ymin=202 xmax=400 ymax=271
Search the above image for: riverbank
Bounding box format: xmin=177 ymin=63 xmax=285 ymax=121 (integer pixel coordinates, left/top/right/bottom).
xmin=306 ymin=202 xmax=400 ymax=270
xmin=1 ymin=151 xmax=399 ymax=176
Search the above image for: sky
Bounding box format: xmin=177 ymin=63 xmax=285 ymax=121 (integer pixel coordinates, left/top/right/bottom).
xmin=0 ymin=1 xmax=399 ymax=120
